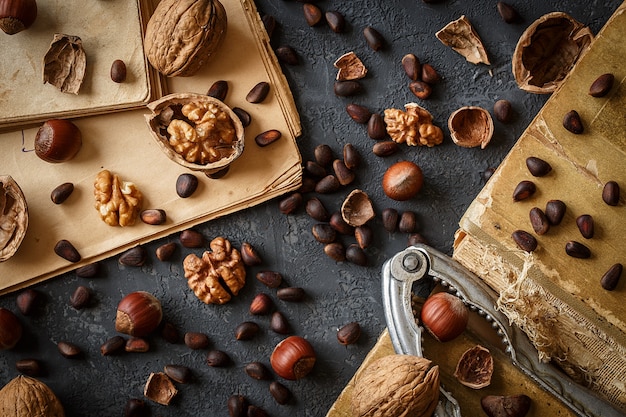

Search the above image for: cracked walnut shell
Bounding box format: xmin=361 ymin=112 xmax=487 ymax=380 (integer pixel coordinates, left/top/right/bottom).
xmin=351 ymin=354 xmax=440 ymax=417
xmin=93 ymin=170 xmax=143 ymax=227
xmin=512 ymin=12 xmax=593 ymax=94
xmin=146 ymin=93 xmax=244 ymax=175
xmin=384 ymin=103 xmax=443 ymax=147
xmin=144 ymin=0 xmax=227 ymax=77
xmin=436 ymin=15 xmax=490 ymax=65
xmin=183 ymin=237 xmax=246 ymax=304
xmin=0 ymin=176 xmax=28 ymax=262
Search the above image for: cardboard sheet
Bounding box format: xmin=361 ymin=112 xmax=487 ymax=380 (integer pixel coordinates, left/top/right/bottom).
xmin=0 ymin=0 xmax=164 ymax=131
xmin=0 ymin=0 xmax=302 ymax=294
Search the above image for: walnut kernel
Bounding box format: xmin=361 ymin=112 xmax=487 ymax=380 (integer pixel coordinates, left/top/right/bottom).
xmin=93 ymin=170 xmax=143 ymax=227
xmin=183 ymin=237 xmax=246 ymax=304
xmin=384 ymin=103 xmax=443 ymax=147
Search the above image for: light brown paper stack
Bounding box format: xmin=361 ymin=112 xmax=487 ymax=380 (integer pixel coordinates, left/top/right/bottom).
xmin=453 ymin=2 xmax=626 ymax=411
xmin=0 ymin=0 xmax=164 ymax=130
xmin=0 ymin=0 xmax=302 ymax=294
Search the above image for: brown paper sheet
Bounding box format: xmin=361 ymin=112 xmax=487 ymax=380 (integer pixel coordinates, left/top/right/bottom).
xmin=0 ymin=0 xmax=164 ymax=131
xmin=454 ymin=1 xmax=626 ymax=410
xmin=0 ymin=0 xmax=302 ymax=294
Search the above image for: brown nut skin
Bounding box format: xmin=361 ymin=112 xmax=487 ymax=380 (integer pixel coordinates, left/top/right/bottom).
xmin=0 ymin=0 xmax=37 ymax=35
xmin=382 ymin=161 xmax=424 ymax=201
xmin=34 ymin=119 xmax=82 ymax=163
xmin=0 ymin=307 xmax=22 ymax=350
xmin=115 ymin=291 xmax=163 ymax=337
xmin=481 ymin=394 xmax=531 ymax=417
xmin=270 ymin=335 xmax=316 ymax=380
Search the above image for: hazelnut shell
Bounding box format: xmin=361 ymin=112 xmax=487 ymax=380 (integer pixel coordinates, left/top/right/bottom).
xmin=341 ymin=189 xmax=375 ymax=227
xmin=0 ymin=307 xmax=22 ymax=350
xmin=448 ymin=106 xmax=494 ymax=149
xmin=453 ymin=345 xmax=494 ymax=389
xmin=0 ymin=175 xmax=29 ymax=262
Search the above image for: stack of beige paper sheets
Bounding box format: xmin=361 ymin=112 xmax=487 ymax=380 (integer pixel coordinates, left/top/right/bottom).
xmin=453 ymin=1 xmax=626 ymax=411
xmin=0 ymin=0 xmax=302 ymax=294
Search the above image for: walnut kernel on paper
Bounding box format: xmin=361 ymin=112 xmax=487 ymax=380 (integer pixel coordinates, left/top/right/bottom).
xmin=94 ymin=170 xmax=143 ymax=227
xmin=166 ymin=101 xmax=237 ymax=165
xmin=384 ymin=103 xmax=443 ymax=147
xmin=183 ymin=237 xmax=246 ymax=305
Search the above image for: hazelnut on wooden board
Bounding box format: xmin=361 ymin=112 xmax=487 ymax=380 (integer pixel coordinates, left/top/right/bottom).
xmin=351 ymin=354 xmax=439 ymax=417
xmin=183 ymin=237 xmax=246 ymax=304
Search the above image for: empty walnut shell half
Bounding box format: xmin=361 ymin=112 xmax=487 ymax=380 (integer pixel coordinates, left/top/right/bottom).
xmin=0 ymin=176 xmax=29 ymax=262
xmin=448 ymin=106 xmax=494 ymax=149
xmin=145 ymin=93 xmax=245 ymax=176
xmin=341 ymin=189 xmax=375 ymax=227
xmin=512 ymin=12 xmax=593 ymax=94
xmin=453 ymin=344 xmax=494 ymax=389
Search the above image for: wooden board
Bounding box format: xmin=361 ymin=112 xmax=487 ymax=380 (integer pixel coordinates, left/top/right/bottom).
xmin=0 ymin=0 xmax=163 ymax=131
xmin=0 ymin=0 xmax=302 ymax=294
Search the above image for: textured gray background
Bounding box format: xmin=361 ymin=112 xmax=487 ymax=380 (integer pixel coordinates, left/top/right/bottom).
xmin=0 ymin=0 xmax=622 ymax=416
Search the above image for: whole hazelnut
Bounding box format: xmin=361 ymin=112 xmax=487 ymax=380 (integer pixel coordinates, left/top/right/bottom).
xmin=0 ymin=307 xmax=23 ymax=350
xmin=0 ymin=0 xmax=37 ymax=35
xmin=115 ymin=291 xmax=163 ymax=337
xmin=420 ymin=292 xmax=469 ymax=342
xmin=270 ymin=335 xmax=316 ymax=380
xmin=34 ymin=119 xmax=82 ymax=163
xmin=382 ymin=161 xmax=424 ymax=201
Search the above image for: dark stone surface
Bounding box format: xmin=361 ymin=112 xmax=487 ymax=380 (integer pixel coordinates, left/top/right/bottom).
xmin=0 ymin=1 xmax=621 ymax=416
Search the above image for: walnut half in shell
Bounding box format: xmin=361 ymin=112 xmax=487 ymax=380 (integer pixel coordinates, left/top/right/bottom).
xmin=512 ymin=12 xmax=593 ymax=94
xmin=0 ymin=176 xmax=28 ymax=262
xmin=145 ymin=93 xmax=245 ymax=176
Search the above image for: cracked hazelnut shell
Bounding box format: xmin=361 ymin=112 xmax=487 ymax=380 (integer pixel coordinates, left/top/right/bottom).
xmin=454 ymin=345 xmax=494 ymax=389
xmin=448 ymin=106 xmax=494 ymax=149
xmin=34 ymin=119 xmax=82 ymax=163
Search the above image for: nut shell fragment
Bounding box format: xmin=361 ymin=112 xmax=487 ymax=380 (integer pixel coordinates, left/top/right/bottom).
xmin=436 ymin=15 xmax=490 ymax=65
xmin=448 ymin=106 xmax=494 ymax=149
xmin=183 ymin=237 xmax=246 ymax=304
xmin=512 ymin=12 xmax=593 ymax=94
xmin=334 ymin=52 xmax=368 ymax=81
xmin=351 ymin=354 xmax=440 ymax=417
xmin=454 ymin=345 xmax=494 ymax=389
xmin=341 ymin=189 xmax=375 ymax=227
xmin=43 ymin=34 xmax=86 ymax=95
xmin=0 ymin=176 xmax=28 ymax=262
xmin=146 ymin=93 xmax=245 ymax=175
xmin=144 ymin=372 xmax=178 ymax=406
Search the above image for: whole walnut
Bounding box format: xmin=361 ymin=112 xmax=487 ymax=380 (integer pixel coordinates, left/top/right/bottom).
xmin=143 ymin=0 xmax=228 ymax=77
xmin=351 ymin=354 xmax=440 ymax=417
xmin=0 ymin=376 xmax=65 ymax=417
